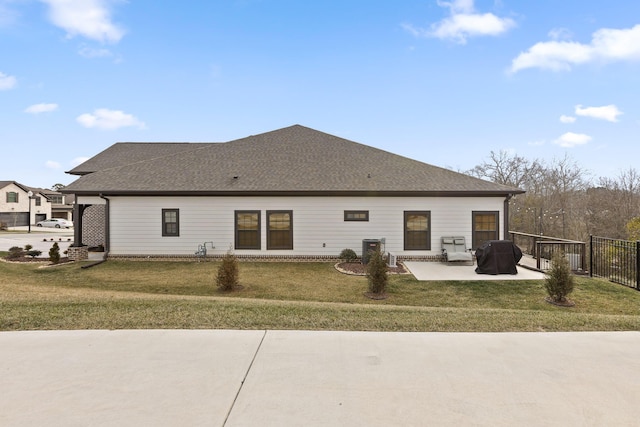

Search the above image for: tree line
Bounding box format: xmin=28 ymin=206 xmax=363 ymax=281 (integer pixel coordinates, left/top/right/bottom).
xmin=467 ymin=151 xmax=640 ymax=242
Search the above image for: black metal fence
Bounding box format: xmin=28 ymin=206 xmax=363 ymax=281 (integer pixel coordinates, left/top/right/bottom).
xmin=590 ymin=236 xmax=640 ymax=291
xmin=509 ymin=232 xmax=586 ymax=273
xmin=510 ymin=232 xmax=640 ymax=291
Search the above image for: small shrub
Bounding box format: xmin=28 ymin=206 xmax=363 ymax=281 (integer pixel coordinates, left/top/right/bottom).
xmin=366 ymin=247 xmax=388 ymax=295
xmin=0 ymin=221 xmax=7 ymax=230
xmin=26 ymin=250 xmax=42 ymax=259
xmin=216 ymin=250 xmax=239 ymax=291
xmin=24 ymin=244 xmax=33 ymax=251
xmin=49 ymin=242 xmax=61 ymax=264
xmin=544 ymin=251 xmax=575 ymax=304
xmin=339 ymin=248 xmax=358 ymax=263
xmin=8 ymin=246 xmax=24 ymax=260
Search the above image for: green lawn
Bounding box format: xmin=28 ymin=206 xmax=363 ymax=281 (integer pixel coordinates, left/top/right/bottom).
xmin=1 ymin=258 xmax=639 ymax=331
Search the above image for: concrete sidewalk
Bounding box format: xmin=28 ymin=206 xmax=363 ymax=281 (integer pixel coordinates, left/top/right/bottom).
xmin=1 ymin=330 xmax=639 ymax=426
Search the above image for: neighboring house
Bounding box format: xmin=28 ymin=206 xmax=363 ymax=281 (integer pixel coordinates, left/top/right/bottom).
xmin=0 ymin=181 xmax=53 ymax=227
xmin=30 ymin=188 xmax=74 ymax=221
xmin=62 ymin=125 xmax=524 ymax=258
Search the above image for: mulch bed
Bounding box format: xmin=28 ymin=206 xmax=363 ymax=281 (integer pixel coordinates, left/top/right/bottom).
xmin=544 ymin=296 xmax=575 ymax=307
xmin=335 ymin=262 xmax=408 ymax=276
xmin=363 ymin=291 xmax=388 ymax=300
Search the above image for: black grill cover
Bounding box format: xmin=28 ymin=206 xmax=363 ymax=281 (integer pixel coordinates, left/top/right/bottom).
xmin=475 ymin=240 xmax=523 ymax=275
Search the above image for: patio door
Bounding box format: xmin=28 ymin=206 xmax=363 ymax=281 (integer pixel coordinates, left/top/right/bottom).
xmin=404 ymin=211 xmax=431 ymax=250
xmin=472 ymin=211 xmax=499 ymax=249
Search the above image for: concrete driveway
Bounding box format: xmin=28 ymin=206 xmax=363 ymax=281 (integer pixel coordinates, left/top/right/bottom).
xmin=0 ymin=227 xmax=74 ymax=254
xmin=1 ymin=330 xmax=639 ymax=426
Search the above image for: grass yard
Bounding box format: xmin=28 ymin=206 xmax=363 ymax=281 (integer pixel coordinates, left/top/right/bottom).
xmin=1 ymin=257 xmax=639 ymax=332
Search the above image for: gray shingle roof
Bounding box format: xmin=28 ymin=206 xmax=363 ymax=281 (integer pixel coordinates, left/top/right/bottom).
xmin=67 ymin=142 xmax=212 ymax=175
xmin=0 ymin=181 xmax=29 ymax=192
xmin=63 ymin=125 xmax=523 ymax=196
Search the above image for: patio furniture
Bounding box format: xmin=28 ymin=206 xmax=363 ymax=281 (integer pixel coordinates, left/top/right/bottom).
xmin=475 ymin=240 xmax=522 ymax=275
xmin=441 ymin=236 xmax=474 ymax=265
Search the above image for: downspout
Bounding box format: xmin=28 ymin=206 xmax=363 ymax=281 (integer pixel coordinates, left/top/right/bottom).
xmin=504 ymin=194 xmax=513 ymax=240
xmin=99 ymin=193 xmax=110 ymax=260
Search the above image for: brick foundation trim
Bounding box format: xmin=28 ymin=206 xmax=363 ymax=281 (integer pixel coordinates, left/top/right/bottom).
xmin=105 ymin=254 xmax=445 ymax=262
xmin=67 ymin=246 xmax=89 ymax=261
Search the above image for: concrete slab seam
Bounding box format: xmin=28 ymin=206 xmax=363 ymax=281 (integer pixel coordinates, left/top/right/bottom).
xmin=223 ymin=329 xmax=268 ymax=426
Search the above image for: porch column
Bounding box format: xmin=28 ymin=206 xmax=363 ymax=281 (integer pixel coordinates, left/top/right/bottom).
xmin=73 ymin=204 xmax=89 ymax=247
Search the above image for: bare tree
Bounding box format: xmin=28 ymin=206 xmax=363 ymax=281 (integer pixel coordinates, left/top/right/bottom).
xmin=586 ymin=168 xmax=640 ymax=239
xmin=467 ymin=150 xmax=543 ymax=189
xmin=470 ymin=151 xmax=640 ymax=241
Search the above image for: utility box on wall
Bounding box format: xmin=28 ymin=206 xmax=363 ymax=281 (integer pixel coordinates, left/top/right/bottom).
xmin=361 ymin=239 xmax=381 ymax=264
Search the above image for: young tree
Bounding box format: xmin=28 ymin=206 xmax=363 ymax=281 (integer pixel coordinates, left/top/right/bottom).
xmin=216 ymin=250 xmax=239 ymax=291
xmin=49 ymin=242 xmax=61 ymax=264
xmin=366 ymin=247 xmax=388 ymax=295
xmin=544 ymin=251 xmax=575 ymax=305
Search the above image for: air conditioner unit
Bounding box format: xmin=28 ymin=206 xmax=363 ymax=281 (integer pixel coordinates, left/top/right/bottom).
xmin=387 ymin=252 xmax=397 ymax=268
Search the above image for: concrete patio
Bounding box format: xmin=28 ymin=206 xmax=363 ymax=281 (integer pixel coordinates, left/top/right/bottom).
xmin=404 ymin=261 xmax=546 ymax=281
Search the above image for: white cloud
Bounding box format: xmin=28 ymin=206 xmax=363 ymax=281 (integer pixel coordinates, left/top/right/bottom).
xmin=575 ymin=104 xmax=622 ymax=122
xmin=510 ymin=24 xmax=640 ymax=73
xmin=24 ymin=103 xmax=59 ymax=114
xmin=559 ymin=115 xmax=576 ymax=124
xmin=0 ymin=71 xmax=17 ymax=90
xmin=46 ymin=160 xmax=61 ymax=169
xmin=405 ymin=0 xmax=515 ymax=44
xmin=553 ymin=132 xmax=592 ymax=148
xmin=40 ymin=0 xmax=125 ymax=43
xmin=76 ymin=108 xmax=146 ymax=130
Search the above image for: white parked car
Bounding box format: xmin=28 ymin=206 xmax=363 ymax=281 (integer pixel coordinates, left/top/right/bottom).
xmin=36 ymin=218 xmax=74 ymax=229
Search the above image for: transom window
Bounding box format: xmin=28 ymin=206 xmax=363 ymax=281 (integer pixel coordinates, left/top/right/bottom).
xmin=235 ymin=211 xmax=261 ymax=249
xmin=404 ymin=211 xmax=431 ymax=250
xmin=344 ymin=210 xmax=369 ymax=221
xmin=162 ymin=209 xmax=180 ymax=237
xmin=472 ymin=211 xmax=499 ymax=248
xmin=267 ymin=211 xmax=293 ymax=250
xmin=6 ymin=192 xmax=18 ymax=203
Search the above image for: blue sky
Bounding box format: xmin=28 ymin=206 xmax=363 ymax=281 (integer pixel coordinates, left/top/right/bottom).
xmin=2 ymin=0 xmax=640 ymax=188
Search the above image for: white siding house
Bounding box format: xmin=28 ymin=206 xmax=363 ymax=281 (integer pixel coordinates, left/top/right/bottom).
xmin=64 ymin=125 xmax=522 ymax=259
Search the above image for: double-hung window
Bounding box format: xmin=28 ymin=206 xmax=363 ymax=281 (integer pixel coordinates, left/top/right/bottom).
xmin=235 ymin=211 xmax=260 ymax=249
xmin=6 ymin=192 xmax=18 ymax=203
xmin=267 ymin=211 xmax=293 ymax=250
xmin=162 ymin=209 xmax=180 ymax=237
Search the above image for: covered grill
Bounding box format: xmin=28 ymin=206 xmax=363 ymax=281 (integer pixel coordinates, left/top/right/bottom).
xmin=475 ymin=240 xmax=523 ymax=275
